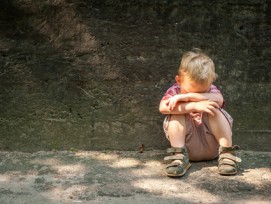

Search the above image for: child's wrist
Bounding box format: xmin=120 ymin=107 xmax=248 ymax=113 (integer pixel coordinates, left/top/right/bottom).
xmin=185 ymin=93 xmax=191 ymax=102
xmin=187 ymin=102 xmax=197 ymax=112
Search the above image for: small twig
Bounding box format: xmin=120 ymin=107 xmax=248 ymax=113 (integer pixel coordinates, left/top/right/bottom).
xmin=139 ymin=144 xmax=145 ymax=153
xmin=77 ymin=86 xmax=96 ymax=99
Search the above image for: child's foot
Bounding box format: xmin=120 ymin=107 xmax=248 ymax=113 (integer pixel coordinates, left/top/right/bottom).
xmin=218 ymin=145 xmax=242 ymax=175
xmin=164 ymin=146 xmax=191 ymax=177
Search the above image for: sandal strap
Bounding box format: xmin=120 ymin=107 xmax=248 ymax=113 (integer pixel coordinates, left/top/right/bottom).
xmin=166 ymin=161 xmax=183 ymax=168
xmin=167 ymin=147 xmax=187 ymax=154
xmin=164 ymin=154 xmax=185 ymax=161
xmin=219 ymin=153 xmax=242 ymax=163
xmin=219 ymin=145 xmax=241 ymax=154
xmin=219 ymin=160 xmax=236 ymax=166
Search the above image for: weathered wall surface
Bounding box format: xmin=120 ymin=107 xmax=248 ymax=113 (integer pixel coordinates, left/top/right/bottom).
xmin=0 ymin=0 xmax=270 ymax=152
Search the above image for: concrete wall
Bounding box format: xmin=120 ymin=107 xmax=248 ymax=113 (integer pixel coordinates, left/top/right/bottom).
xmin=0 ymin=0 xmax=270 ymax=152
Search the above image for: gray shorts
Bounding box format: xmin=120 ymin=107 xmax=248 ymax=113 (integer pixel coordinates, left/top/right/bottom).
xmin=163 ymin=109 xmax=233 ymax=161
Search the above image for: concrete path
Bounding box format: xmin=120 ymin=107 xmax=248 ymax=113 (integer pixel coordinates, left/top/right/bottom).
xmin=0 ymin=150 xmax=270 ymax=204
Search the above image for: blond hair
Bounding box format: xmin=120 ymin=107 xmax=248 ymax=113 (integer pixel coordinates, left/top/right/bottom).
xmin=178 ymin=48 xmax=217 ymax=85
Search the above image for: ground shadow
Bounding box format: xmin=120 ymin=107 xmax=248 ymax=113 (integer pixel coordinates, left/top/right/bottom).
xmin=0 ymin=150 xmax=270 ymax=203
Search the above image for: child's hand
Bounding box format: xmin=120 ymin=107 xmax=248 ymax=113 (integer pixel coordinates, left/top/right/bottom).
xmin=190 ymin=112 xmax=203 ymax=125
xmin=166 ymin=95 xmax=188 ymax=110
xmin=194 ymin=100 xmax=219 ymax=116
xmin=190 ymin=112 xmax=202 ymax=118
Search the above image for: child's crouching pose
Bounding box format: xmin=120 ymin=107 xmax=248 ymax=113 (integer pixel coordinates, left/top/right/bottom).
xmin=159 ymin=49 xmax=241 ymax=177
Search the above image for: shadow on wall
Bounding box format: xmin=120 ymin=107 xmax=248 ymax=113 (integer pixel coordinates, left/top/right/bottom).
xmin=0 ymin=0 xmax=168 ymax=151
xmin=0 ymin=0 xmax=270 ymax=151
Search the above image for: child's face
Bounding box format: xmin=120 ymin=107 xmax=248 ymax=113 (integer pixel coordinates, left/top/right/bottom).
xmin=175 ymin=75 xmax=210 ymax=94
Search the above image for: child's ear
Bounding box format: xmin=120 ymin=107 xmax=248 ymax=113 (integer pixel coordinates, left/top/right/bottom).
xmin=175 ymin=75 xmax=181 ymax=83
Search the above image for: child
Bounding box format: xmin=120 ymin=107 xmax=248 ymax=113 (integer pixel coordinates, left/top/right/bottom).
xmin=159 ymin=48 xmax=241 ymax=177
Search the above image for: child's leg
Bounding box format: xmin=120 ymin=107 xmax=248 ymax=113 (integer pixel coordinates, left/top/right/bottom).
xmin=164 ymin=114 xmax=191 ymax=177
xmin=208 ymin=109 xmax=241 ymax=175
xmin=167 ymin=114 xmax=186 ymax=147
xmin=208 ymin=109 xmax=232 ymax=147
xmin=167 ymin=114 xmax=219 ymax=161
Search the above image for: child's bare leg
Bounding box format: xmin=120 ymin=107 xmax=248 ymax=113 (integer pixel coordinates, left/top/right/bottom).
xmin=208 ymin=109 xmax=232 ymax=147
xmin=167 ymin=114 xmax=186 ymax=147
xmin=208 ymin=109 xmax=241 ymax=175
xmin=165 ymin=114 xmax=191 ymax=177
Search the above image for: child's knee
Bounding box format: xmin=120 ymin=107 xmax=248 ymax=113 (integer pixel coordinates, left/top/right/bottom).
xmin=213 ymin=108 xmax=223 ymax=116
xmin=210 ymin=108 xmax=227 ymax=120
xmin=170 ymin=114 xmax=186 ymax=122
xmin=168 ymin=114 xmax=186 ymax=129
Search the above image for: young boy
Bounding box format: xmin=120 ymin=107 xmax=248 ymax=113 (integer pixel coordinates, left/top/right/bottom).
xmin=159 ymin=48 xmax=241 ymax=177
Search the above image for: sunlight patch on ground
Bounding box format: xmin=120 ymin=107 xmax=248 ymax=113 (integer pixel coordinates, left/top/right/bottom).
xmin=0 ymin=174 xmax=10 ymax=182
xmin=144 ymin=160 xmax=163 ymax=168
xmin=31 ymin=158 xmax=63 ymax=166
xmin=31 ymin=157 xmax=87 ymax=175
xmin=76 ymin=151 xmax=143 ymax=169
xmin=76 ymin=151 xmax=120 ymax=162
xmin=130 ymin=160 xmax=164 ymax=176
xmin=41 ymin=184 xmax=89 ymax=203
xmin=52 ymin=164 xmax=86 ymax=175
xmin=109 ymin=158 xmax=141 ymax=168
xmin=133 ymin=178 xmax=181 ymax=193
xmin=132 ymin=178 xmax=221 ymax=203
xmin=241 ymin=168 xmax=271 ymax=186
xmin=91 ymin=153 xmax=120 ymax=162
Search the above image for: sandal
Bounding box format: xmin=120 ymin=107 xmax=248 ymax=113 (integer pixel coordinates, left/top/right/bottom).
xmin=218 ymin=145 xmax=242 ymax=175
xmin=164 ymin=146 xmax=191 ymax=177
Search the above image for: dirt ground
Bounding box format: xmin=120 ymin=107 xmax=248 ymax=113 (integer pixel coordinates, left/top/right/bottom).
xmin=0 ymin=150 xmax=270 ymax=204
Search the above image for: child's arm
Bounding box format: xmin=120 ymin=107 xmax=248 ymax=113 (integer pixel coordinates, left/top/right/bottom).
xmin=159 ymin=99 xmax=193 ymax=115
xmin=187 ymin=92 xmax=224 ymax=107
xmin=159 ymin=98 xmax=219 ymax=116
xmin=159 ymin=92 xmax=223 ymax=112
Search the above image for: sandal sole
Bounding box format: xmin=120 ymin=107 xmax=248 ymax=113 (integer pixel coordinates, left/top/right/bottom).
xmin=166 ymin=163 xmax=192 ymax=177
xmin=218 ymin=171 xmax=237 ymax=175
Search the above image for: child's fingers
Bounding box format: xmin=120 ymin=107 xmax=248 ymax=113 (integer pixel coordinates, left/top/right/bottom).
xmin=168 ymin=101 xmax=172 ymax=110
xmin=208 ymin=100 xmax=219 ymax=108
xmin=169 ymin=99 xmax=176 ymax=110
xmin=172 ymin=100 xmax=176 ymax=108
xmin=166 ymin=100 xmax=173 ymax=110
xmin=206 ymin=109 xmax=215 ymax=116
xmin=213 ymin=102 xmax=220 ymax=108
xmin=206 ymin=104 xmax=217 ymax=116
